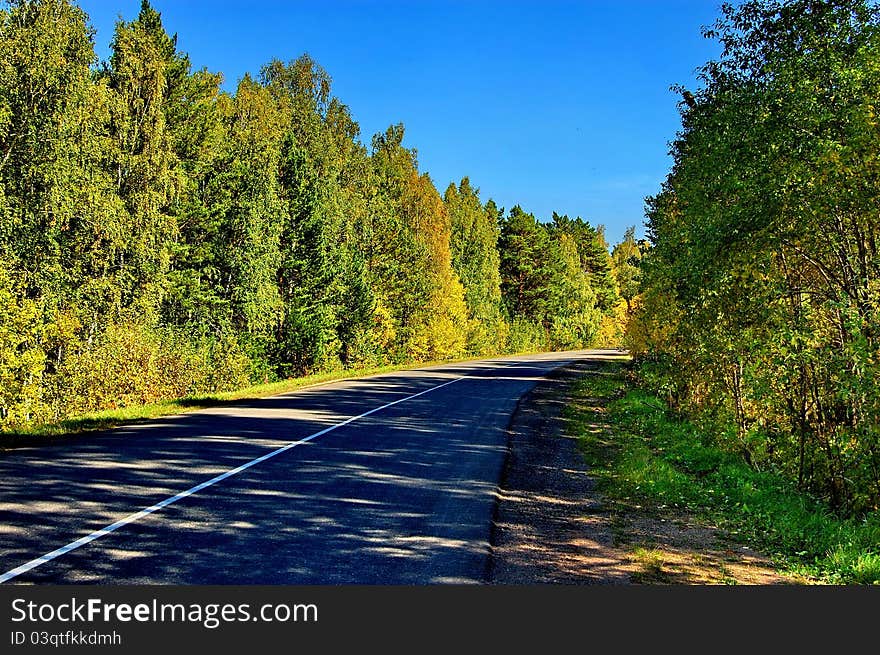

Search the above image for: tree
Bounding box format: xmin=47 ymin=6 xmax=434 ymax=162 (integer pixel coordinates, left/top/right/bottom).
xmin=367 ymin=124 xmax=468 ymax=361
xmin=445 ymin=178 xmax=506 ymax=354
xmin=499 ymin=206 xmax=560 ymax=328
xmin=263 ymin=55 xmax=375 ymax=373
xmin=0 ymin=2 xmax=630 ymax=434
xmin=0 ymin=0 xmax=121 ymax=316
xmin=636 ymin=0 xmax=880 ymax=513
xmin=105 ymin=0 xmax=183 ymax=316
xmin=550 ymin=213 xmax=618 ymax=311
xmin=611 ymin=226 xmax=643 ymax=312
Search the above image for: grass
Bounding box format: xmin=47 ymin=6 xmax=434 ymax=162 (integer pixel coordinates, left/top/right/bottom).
xmin=0 ymin=352 xmax=530 ymax=447
xmin=568 ymin=360 xmax=880 ymax=585
xmin=631 ymin=547 xmax=668 ymax=582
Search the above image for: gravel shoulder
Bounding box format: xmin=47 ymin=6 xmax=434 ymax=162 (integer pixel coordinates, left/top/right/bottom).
xmin=487 ymin=357 xmax=797 ymax=585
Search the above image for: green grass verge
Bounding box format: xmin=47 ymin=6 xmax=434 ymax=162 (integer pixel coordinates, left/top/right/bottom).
xmin=0 ymin=364 xmax=404 ymax=446
xmin=569 ymin=361 xmax=880 ymax=585
xmin=0 ymin=350 xmax=545 ymax=447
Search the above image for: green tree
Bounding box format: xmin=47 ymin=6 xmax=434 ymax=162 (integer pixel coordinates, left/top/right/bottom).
xmin=218 ymin=75 xmax=285 ymax=345
xmin=105 ymin=0 xmax=183 ymax=316
xmin=0 ymin=0 xmax=123 ymax=319
xmin=551 ymin=230 xmax=601 ymax=348
xmin=637 ymin=0 xmax=880 ymax=513
xmin=499 ymin=206 xmax=561 ymax=331
xmin=367 ymin=124 xmax=467 ymax=361
xmin=445 ymin=178 xmax=506 ymax=354
xmin=611 ymin=226 xmax=643 ymax=312
xmin=550 ymin=213 xmax=618 ymax=312
xmin=161 ymin=58 xmax=230 ymax=336
xmin=264 ymin=56 xmax=353 ymax=374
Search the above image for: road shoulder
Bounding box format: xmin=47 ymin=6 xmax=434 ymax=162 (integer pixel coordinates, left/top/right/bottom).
xmin=487 ymin=356 xmax=796 ymax=585
xmin=487 ymin=359 xmax=631 ymax=583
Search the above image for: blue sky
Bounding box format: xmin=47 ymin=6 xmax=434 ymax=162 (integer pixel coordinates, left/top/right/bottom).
xmin=77 ymin=0 xmax=724 ymax=246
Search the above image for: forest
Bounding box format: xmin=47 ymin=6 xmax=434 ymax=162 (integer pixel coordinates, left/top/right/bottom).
xmin=0 ymin=0 xmax=633 ymax=432
xmin=629 ymin=0 xmax=880 ymax=517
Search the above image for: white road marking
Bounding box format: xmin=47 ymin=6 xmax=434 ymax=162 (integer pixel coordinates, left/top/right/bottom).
xmin=0 ymin=358 xmax=538 ymax=584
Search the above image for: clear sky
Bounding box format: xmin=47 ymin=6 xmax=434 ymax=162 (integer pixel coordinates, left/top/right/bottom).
xmin=76 ymin=0 xmax=725 ymax=246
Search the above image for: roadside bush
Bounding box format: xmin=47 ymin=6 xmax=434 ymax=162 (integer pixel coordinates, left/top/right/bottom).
xmin=0 ymin=267 xmax=50 ymax=429
xmin=52 ymin=322 xmax=252 ymax=417
xmin=505 ymin=317 xmax=546 ymax=354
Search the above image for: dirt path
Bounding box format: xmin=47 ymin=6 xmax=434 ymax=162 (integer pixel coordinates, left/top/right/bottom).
xmin=487 ymin=357 xmax=796 ymax=585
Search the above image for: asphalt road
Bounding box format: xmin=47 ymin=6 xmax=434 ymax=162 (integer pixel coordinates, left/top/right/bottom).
xmin=0 ymin=350 xmax=598 ymax=584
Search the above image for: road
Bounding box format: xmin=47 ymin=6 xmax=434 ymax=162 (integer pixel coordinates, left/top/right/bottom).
xmin=0 ymin=350 xmax=597 ymax=584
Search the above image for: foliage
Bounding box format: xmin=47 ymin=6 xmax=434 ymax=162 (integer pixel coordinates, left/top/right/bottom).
xmin=611 ymin=226 xmax=644 ymax=313
xmin=0 ymin=265 xmax=48 ymax=427
xmin=634 ymin=0 xmax=880 ymax=514
xmin=54 ymin=321 xmax=251 ymax=417
xmin=0 ymin=0 xmax=629 ymax=433
xmin=571 ymin=361 xmax=880 ymax=584
xmin=445 ymin=179 xmax=507 ymax=354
